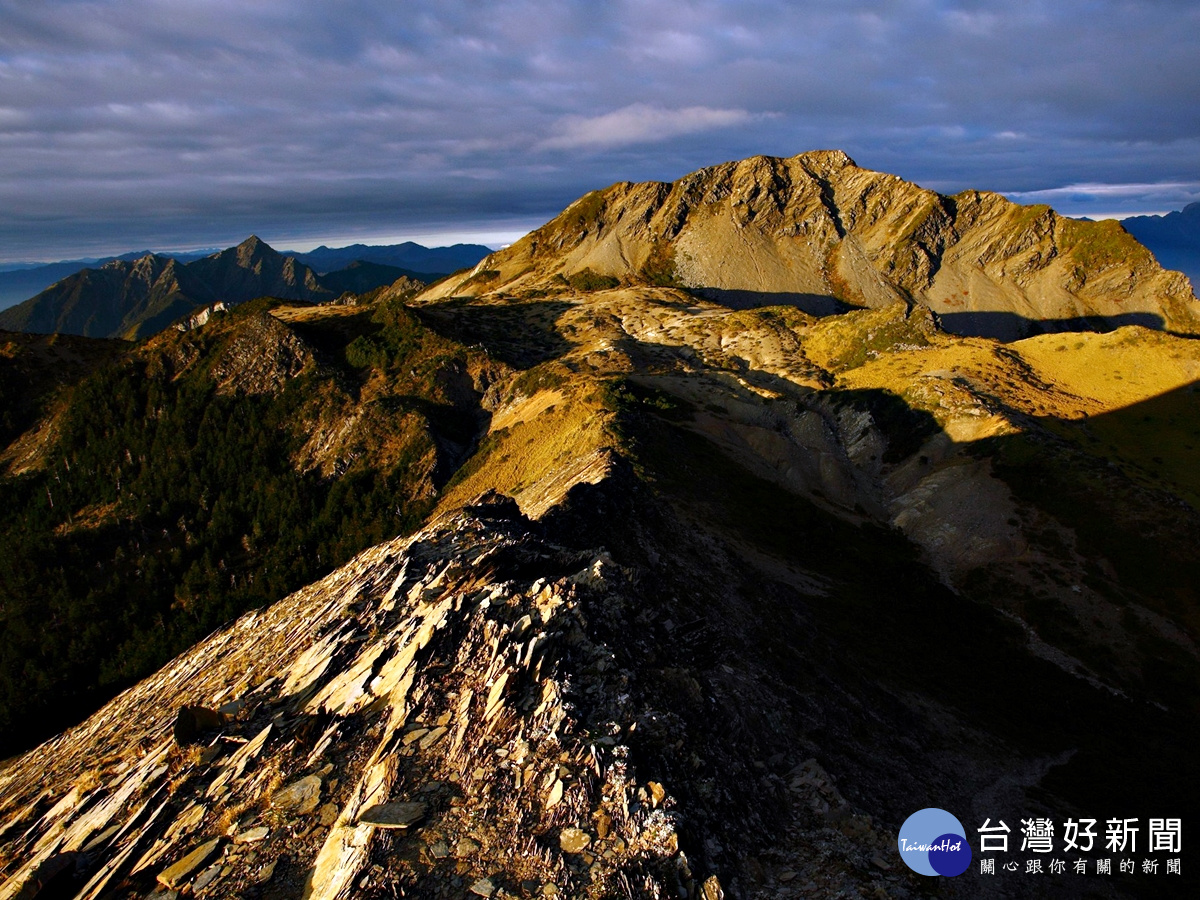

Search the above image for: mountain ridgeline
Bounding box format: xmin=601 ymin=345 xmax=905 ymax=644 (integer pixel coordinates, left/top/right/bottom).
xmin=1123 ymin=201 xmax=1200 ymax=290
xmin=428 ymin=150 xmax=1200 ymax=340
xmin=0 ymin=237 xmax=490 ymax=340
xmin=1 ymin=153 xmax=1199 ymax=899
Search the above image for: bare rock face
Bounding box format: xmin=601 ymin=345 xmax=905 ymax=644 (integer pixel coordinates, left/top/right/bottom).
xmin=208 ymin=311 xmax=317 ymax=396
xmin=422 ymin=151 xmax=1200 ymax=339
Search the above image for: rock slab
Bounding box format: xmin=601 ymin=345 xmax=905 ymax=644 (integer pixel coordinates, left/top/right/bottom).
xmin=358 ymin=801 xmax=427 ymax=829
xmin=157 ymin=838 xmax=222 ymax=889
xmin=271 ymin=775 xmax=322 ymax=815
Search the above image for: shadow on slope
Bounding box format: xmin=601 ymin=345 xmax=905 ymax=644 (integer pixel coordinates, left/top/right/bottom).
xmin=939 ymin=309 xmax=1166 ymax=341
xmin=582 ymin=375 xmax=1200 ymax=883
xmin=691 ymin=287 xmax=849 ymax=316
xmin=1028 ymin=379 xmax=1200 ymax=511
xmin=976 ymin=380 xmax=1200 ymax=635
xmin=417 ymin=300 xmax=575 ymax=369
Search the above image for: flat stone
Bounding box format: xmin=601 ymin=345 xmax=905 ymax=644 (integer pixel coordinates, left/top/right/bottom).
xmin=485 ymin=674 xmax=509 ymax=720
xmin=401 ymin=728 xmax=429 ymax=746
xmin=192 ymin=860 xmax=223 ymax=892
xmin=594 ymin=809 xmax=611 ymax=839
xmin=428 ymin=839 xmax=450 ymax=859
xmin=358 ymin=801 xmax=427 ymax=829
xmin=545 ymin=779 xmax=563 ymax=809
xmin=233 ymin=826 xmax=269 ymax=844
xmin=158 ymin=838 xmax=222 ymax=889
xmin=455 ymin=837 xmax=480 ymax=857
xmin=271 ymin=775 xmax=322 ymax=816
xmin=419 ymin=726 xmax=448 ymax=750
xmin=469 ymin=877 xmax=495 ymax=897
xmin=648 ymin=782 xmax=665 ymax=808
xmin=81 ymin=824 xmax=120 ymax=852
xmin=318 ymin=802 xmax=339 ymax=827
xmin=256 ymin=859 xmax=277 ymax=884
xmin=558 ymin=827 xmax=591 ymax=854
xmin=217 ymin=698 xmax=245 ymax=718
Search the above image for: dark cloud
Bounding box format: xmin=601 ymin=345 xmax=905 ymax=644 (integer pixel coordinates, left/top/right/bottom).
xmin=0 ymin=0 xmax=1196 ymax=260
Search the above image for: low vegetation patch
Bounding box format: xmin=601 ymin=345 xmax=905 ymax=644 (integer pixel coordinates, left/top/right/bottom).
xmin=567 ymin=268 xmax=621 ymax=292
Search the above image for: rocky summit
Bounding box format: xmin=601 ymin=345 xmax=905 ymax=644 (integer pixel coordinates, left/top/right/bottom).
xmin=1 ymin=154 xmax=1199 ymax=900
xmin=425 ymin=151 xmax=1200 ymax=340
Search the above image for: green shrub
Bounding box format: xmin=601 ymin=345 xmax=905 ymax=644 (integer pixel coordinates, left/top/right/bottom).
xmin=566 ymin=268 xmax=620 ymax=292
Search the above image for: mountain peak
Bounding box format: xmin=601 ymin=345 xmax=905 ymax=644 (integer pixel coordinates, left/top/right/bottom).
xmin=233 ymin=234 xmax=276 ymax=260
xmin=792 ymin=148 xmax=858 ymax=170
xmin=420 ymin=150 xmax=1198 ymax=340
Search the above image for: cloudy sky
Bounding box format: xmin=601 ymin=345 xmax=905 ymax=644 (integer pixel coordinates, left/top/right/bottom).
xmin=1 ymin=0 xmax=1198 ymax=262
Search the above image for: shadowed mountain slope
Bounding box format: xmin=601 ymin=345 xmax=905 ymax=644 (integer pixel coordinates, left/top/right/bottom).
xmin=0 ymin=238 xmax=331 ymax=340
xmin=423 ymin=151 xmax=1200 ymax=340
xmin=290 ymin=242 xmax=491 ymax=276
xmin=0 ymin=252 xmax=217 ymax=313
xmin=0 ymin=243 xmax=490 ymax=317
xmin=0 ymin=330 xmax=127 ymax=450
xmin=0 ymin=296 xmax=504 ymax=756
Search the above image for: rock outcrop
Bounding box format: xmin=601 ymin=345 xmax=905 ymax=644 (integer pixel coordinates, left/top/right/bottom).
xmin=0 ymin=496 xmax=749 ymax=899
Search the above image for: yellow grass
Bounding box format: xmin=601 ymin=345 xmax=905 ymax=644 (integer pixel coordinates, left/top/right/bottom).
xmin=436 ymin=384 xmax=615 ymax=516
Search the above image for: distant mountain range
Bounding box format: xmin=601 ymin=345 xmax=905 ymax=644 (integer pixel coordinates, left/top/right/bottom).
xmin=286 ymin=241 xmax=493 ymax=275
xmin=0 ymin=237 xmax=492 ymax=339
xmin=0 ymin=250 xmax=214 ymax=311
xmin=1122 ymin=202 xmax=1200 ymax=289
xmin=0 ymin=240 xmax=492 ymax=314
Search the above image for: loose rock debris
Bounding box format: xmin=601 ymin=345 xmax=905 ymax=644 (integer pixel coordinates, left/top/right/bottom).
xmin=0 ymin=495 xmax=724 ymax=899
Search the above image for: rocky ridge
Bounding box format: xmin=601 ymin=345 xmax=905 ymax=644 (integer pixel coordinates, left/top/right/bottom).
xmin=0 ymin=492 xmax=903 ymax=900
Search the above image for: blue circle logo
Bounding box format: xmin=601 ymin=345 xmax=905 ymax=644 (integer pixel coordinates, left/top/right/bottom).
xmin=898 ymin=808 xmax=972 ymax=876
